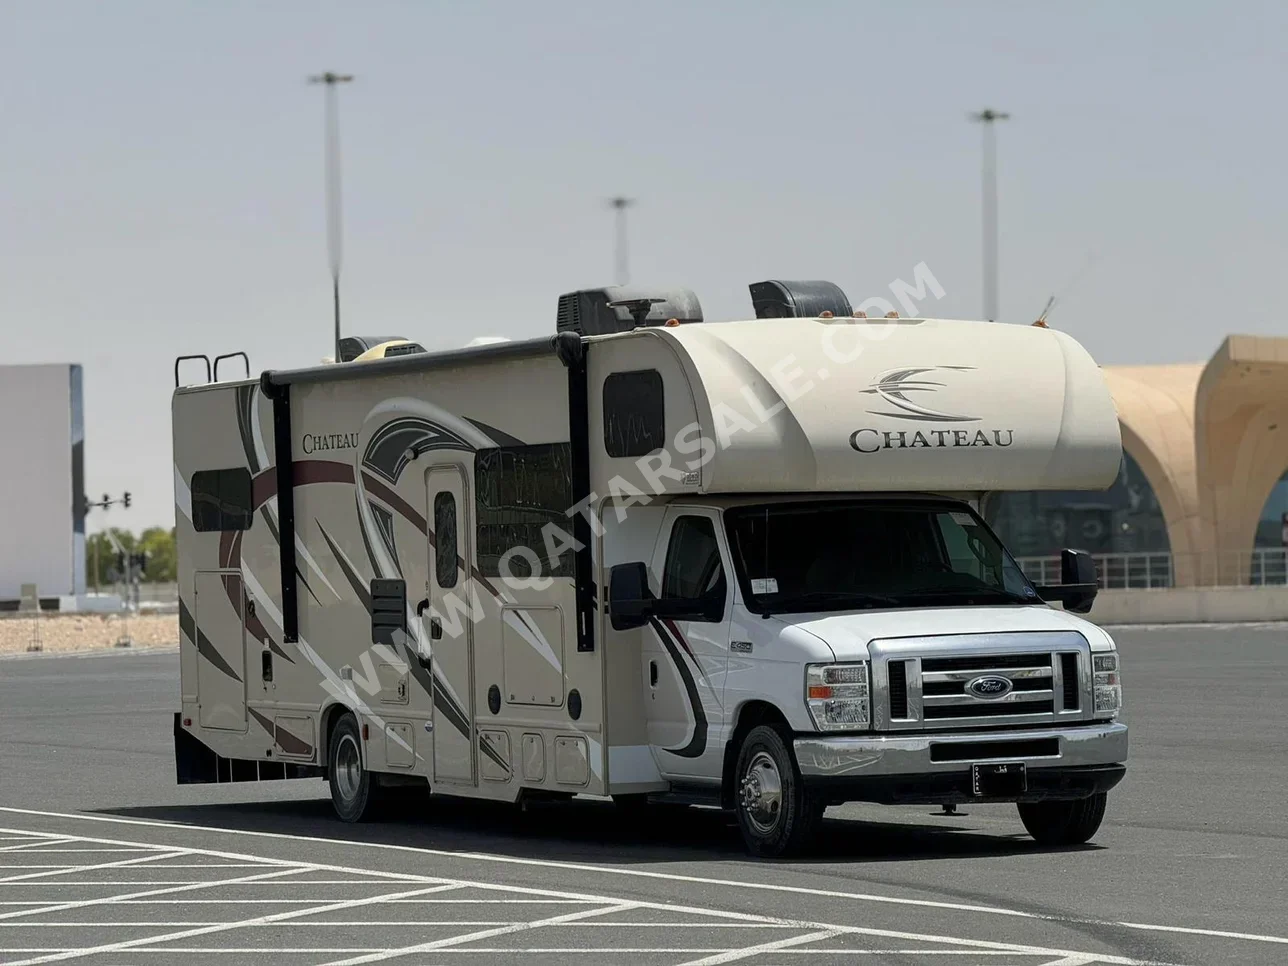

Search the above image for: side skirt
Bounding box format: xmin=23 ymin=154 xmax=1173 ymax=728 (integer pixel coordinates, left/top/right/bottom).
xmin=174 ymin=713 xmax=323 ymax=785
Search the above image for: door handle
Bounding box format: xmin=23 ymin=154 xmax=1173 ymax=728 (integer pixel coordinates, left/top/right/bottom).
xmin=649 ymin=660 xmax=658 ymax=687
xmin=430 ymin=617 xmax=442 ymax=640
xmin=261 ymin=649 xmax=273 ymax=684
xmin=416 ymin=598 xmax=430 ymax=617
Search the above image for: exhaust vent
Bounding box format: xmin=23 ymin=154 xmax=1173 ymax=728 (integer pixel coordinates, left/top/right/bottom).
xmin=749 ymin=280 xmax=852 ymax=319
xmin=555 ymin=287 xmax=702 ymax=337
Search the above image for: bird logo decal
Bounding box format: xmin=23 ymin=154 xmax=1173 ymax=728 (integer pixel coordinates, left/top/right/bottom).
xmin=860 ymin=366 xmax=979 ymax=423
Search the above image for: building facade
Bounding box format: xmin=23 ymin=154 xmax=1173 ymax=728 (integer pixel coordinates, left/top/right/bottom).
xmin=987 ymin=335 xmax=1288 ymax=586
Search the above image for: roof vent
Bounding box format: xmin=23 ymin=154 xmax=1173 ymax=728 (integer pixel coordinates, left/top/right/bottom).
xmin=555 ymin=287 xmax=702 ymax=337
xmin=749 ymin=280 xmax=852 ymax=319
xmin=337 ymin=335 xmax=409 ymax=363
xmin=353 ymin=340 xmax=427 ymax=362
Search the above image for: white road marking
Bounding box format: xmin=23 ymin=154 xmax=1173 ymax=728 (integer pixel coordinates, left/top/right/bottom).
xmin=318 ymin=902 xmax=639 ymax=966
xmin=0 ymin=821 xmax=1185 ymax=966
xmin=677 ymin=929 xmax=843 ymax=965
xmin=0 ymin=851 xmax=180 ymax=885
xmin=0 ymin=842 xmax=76 ymax=854
xmin=1 ymin=804 xmax=1278 ymax=951
xmin=0 ymin=867 xmax=305 ymax=922
xmin=0 ymin=884 xmax=464 ymax=966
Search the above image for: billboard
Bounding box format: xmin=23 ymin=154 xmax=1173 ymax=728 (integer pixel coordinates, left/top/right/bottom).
xmin=0 ymin=363 xmax=84 ymax=600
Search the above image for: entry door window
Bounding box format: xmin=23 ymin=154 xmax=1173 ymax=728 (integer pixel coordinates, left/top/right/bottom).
xmin=435 ymin=492 xmax=459 ymax=588
xmin=661 ymin=516 xmax=726 ymax=619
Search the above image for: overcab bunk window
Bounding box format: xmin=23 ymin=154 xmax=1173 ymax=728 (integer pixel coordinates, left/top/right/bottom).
xmin=603 ymin=369 xmax=664 ymax=457
xmin=475 ymin=443 xmax=575 ymax=578
xmin=191 ymin=468 xmax=253 ymax=532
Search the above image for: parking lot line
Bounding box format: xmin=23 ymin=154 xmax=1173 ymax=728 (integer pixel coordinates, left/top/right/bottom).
xmin=0 ymin=883 xmax=465 ymax=966
xmin=318 ymin=901 xmax=640 ymax=966
xmin=676 ymin=928 xmax=843 ymax=965
xmin=0 ymin=865 xmax=306 ymax=923
xmin=0 ymin=820 xmax=1186 ymax=966
xmin=3 ymin=804 xmax=1281 ymax=953
xmin=0 ymin=851 xmax=182 ymax=885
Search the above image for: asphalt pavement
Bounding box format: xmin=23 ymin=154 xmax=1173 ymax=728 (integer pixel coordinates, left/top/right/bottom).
xmin=0 ymin=624 xmax=1284 ymax=965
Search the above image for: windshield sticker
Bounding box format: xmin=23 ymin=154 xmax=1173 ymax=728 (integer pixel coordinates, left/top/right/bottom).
xmin=751 ymin=578 xmax=779 ymax=595
xmin=951 ymin=511 xmax=975 ymax=525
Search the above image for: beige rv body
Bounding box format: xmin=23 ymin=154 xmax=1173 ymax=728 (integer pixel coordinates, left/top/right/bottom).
xmin=173 ymin=317 xmax=1124 ymax=811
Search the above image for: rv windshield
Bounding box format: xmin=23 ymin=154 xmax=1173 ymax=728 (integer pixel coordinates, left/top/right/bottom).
xmin=724 ymin=500 xmax=1038 ymax=614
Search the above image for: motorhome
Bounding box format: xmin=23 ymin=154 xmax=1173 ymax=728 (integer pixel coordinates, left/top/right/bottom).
xmin=171 ymin=281 xmax=1128 ymax=856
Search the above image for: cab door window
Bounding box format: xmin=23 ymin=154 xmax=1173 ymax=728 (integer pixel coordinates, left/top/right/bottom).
xmin=661 ymin=516 xmax=727 ymax=620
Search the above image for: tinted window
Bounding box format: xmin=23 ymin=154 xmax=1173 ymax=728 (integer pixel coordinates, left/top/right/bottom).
xmin=603 ymin=370 xmax=664 ymax=458
xmin=434 ymin=492 xmax=458 ymax=588
xmin=191 ymin=468 xmax=253 ymax=532
xmin=475 ymin=443 xmax=575 ymax=578
xmin=662 ymin=516 xmax=726 ymax=617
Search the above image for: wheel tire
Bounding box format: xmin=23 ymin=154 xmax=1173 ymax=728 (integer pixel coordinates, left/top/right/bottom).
xmin=733 ymin=725 xmax=824 ymax=858
xmin=328 ymin=713 xmax=378 ymax=823
xmin=1017 ymin=793 xmax=1108 ymax=846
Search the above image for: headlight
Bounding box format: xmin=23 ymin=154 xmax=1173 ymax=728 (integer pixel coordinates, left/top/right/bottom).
xmin=1093 ymin=652 xmax=1121 ymax=717
xmin=806 ymin=663 xmax=870 ymax=731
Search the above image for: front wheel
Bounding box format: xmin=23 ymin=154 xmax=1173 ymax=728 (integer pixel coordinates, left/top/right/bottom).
xmin=328 ymin=713 xmax=379 ymax=823
xmin=734 ymin=725 xmax=824 ymax=858
xmin=1017 ymin=793 xmax=1107 ymax=846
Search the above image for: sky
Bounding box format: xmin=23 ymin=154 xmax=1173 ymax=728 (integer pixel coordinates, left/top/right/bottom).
xmin=2 ymin=0 xmax=1286 ymax=531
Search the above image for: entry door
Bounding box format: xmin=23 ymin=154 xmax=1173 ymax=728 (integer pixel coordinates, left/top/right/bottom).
xmin=426 ymin=465 xmax=476 ymax=785
xmin=195 ymin=570 xmax=247 ymax=732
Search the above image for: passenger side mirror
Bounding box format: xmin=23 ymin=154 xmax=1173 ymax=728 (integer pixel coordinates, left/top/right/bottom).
xmin=609 ymin=561 xmax=653 ymax=630
xmin=1036 ymin=549 xmax=1099 ymax=614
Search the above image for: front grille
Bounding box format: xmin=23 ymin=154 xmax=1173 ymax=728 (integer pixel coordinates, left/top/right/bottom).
xmin=888 ymin=660 xmax=908 ymax=718
xmin=1061 ymin=653 xmax=1080 ymax=710
xmin=921 ymin=653 xmax=1050 ymax=672
xmin=870 ymin=633 xmax=1093 ymax=732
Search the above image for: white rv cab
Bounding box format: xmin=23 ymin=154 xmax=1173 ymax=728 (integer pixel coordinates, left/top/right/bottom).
xmin=172 ymin=280 xmax=1127 ymax=856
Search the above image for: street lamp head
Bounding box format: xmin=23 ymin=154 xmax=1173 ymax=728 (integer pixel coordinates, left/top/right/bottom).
xmin=309 ymin=72 xmax=355 ymax=85
xmin=971 ymin=108 xmax=1011 ymax=123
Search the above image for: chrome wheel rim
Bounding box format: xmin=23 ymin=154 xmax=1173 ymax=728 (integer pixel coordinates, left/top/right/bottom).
xmin=335 ymin=734 xmax=363 ymax=803
xmin=739 ymin=751 xmax=784 ymax=834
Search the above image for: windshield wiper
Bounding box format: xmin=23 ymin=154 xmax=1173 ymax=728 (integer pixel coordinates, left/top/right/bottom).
xmin=898 ymin=587 xmax=1036 ymax=606
xmin=760 ymin=591 xmax=903 ymax=615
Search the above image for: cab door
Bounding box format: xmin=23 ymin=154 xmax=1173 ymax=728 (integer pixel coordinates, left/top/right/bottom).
xmin=642 ymin=507 xmax=731 ymax=779
xmin=425 ymin=464 xmax=476 ymax=786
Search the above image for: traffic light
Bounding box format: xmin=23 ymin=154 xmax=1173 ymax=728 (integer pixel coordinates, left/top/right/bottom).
xmin=123 ymin=491 xmax=132 ymax=509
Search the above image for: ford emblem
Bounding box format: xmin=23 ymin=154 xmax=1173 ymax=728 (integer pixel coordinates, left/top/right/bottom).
xmin=966 ymin=675 xmax=1014 ymax=699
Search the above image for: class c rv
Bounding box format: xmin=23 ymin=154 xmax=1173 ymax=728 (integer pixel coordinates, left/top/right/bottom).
xmin=172 ymin=280 xmax=1128 ymax=856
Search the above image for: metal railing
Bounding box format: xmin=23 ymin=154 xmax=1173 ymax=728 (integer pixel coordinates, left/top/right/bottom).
xmin=1015 ymin=549 xmax=1288 ymax=589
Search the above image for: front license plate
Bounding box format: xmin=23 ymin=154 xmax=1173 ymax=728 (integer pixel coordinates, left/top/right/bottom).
xmin=972 ymin=762 xmax=1027 ymax=797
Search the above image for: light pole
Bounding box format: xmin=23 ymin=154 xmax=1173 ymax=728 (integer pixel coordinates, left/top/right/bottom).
xmin=608 ymin=196 xmax=634 ymax=286
xmin=309 ymin=71 xmax=355 ymax=361
xmin=970 ymin=108 xmax=1009 ymax=322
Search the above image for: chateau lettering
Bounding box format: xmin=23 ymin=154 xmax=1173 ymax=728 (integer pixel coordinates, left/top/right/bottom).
xmin=302 ymin=431 xmax=360 ymax=454
xmin=849 ymin=428 xmax=1015 ymax=453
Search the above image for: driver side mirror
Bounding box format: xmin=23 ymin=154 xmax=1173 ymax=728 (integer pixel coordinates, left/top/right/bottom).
xmin=1037 ymin=549 xmax=1099 ymax=614
xmin=609 ymin=561 xmax=652 ymax=630
xmin=609 ymin=560 xmax=728 ymax=629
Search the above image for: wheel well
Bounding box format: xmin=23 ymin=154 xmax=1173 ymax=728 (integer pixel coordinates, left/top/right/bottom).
xmin=720 ymin=700 xmax=790 ymax=809
xmin=319 ymin=703 xmax=353 ymax=774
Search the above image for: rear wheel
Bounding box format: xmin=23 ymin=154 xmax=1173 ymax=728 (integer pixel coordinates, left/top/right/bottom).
xmin=734 ymin=725 xmax=824 ymax=857
xmin=1017 ymin=793 xmax=1108 ymax=846
xmin=328 ymin=713 xmax=379 ymax=823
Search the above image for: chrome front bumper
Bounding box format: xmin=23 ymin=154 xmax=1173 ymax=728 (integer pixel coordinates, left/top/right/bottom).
xmin=794 ymin=721 xmax=1128 ymax=779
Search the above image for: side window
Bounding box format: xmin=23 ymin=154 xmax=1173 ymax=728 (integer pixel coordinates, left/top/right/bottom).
xmin=434 ymin=492 xmax=458 ymax=588
xmin=475 ymin=443 xmax=574 ymax=578
xmin=661 ymin=516 xmax=727 ymax=618
xmin=191 ymin=468 xmax=253 ymax=532
xmin=603 ymin=369 xmax=664 ymax=458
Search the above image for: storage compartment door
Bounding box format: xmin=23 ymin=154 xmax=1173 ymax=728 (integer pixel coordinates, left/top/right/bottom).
xmin=195 ymin=570 xmax=247 ymax=732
